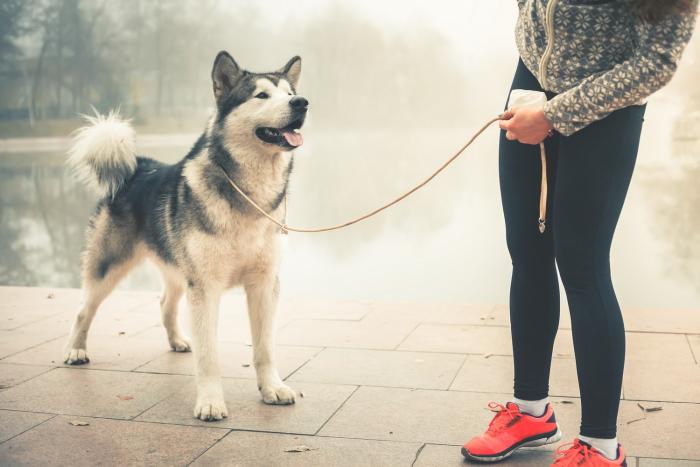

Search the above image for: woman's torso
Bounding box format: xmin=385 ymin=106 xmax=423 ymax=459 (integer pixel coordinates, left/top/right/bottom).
xmin=516 ymin=0 xmax=639 ymax=92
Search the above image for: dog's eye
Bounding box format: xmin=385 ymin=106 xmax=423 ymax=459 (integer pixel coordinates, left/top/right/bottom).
xmin=255 ymin=92 xmax=269 ymax=99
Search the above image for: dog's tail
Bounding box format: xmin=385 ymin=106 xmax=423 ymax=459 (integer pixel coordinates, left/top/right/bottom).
xmin=68 ymin=110 xmax=137 ymax=199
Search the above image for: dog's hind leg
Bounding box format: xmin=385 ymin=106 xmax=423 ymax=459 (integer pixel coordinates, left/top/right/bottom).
xmin=245 ymin=273 xmax=296 ymax=405
xmin=64 ymin=248 xmax=141 ymax=364
xmin=158 ymin=267 xmax=191 ymax=352
xmin=64 ymin=207 xmax=142 ymax=365
xmin=187 ymin=284 xmax=227 ymax=421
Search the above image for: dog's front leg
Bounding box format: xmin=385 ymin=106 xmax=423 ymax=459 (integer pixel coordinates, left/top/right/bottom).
xmin=187 ymin=285 xmax=228 ymax=421
xmin=245 ymin=274 xmax=296 ymax=405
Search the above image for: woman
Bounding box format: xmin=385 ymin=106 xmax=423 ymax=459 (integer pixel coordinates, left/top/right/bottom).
xmin=462 ymin=0 xmax=697 ymax=465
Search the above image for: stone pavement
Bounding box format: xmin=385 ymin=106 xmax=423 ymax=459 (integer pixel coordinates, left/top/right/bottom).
xmin=0 ymin=286 xmax=698 ymax=466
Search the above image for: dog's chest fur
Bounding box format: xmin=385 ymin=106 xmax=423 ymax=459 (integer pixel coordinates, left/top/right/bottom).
xmin=180 ymin=147 xmax=290 ymax=288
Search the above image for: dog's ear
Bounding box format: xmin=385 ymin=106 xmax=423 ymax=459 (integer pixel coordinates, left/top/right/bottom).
xmin=212 ymin=51 xmax=241 ymax=101
xmin=278 ymin=56 xmax=302 ymax=89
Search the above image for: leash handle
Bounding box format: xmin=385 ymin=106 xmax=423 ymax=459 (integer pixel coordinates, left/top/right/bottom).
xmin=223 ymin=114 xmax=547 ymax=235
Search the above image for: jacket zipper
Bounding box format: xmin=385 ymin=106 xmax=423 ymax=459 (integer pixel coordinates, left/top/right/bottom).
xmin=538 ymin=0 xmax=559 ymax=90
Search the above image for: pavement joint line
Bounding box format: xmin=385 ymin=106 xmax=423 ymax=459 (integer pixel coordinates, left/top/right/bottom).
xmin=446 ymin=353 xmax=470 ymax=391
xmin=686 ymin=334 xmax=698 ymax=364
xmin=313 ymin=384 xmax=361 ymax=436
xmin=185 ymin=429 xmax=236 ymax=466
xmin=1 ymin=309 xmax=70 ymax=332
xmin=410 ymin=443 xmax=427 ymax=467
xmin=0 ymin=413 xmax=58 ymax=445
xmin=0 ymin=334 xmax=67 ymax=361
xmin=281 ymin=346 xmax=326 ymax=382
xmin=131 ymin=381 xmax=189 ymax=421
xmin=393 ymin=322 xmax=423 ymax=351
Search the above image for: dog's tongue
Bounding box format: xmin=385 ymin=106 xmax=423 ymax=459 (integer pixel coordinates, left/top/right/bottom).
xmin=282 ymin=130 xmax=303 ymax=147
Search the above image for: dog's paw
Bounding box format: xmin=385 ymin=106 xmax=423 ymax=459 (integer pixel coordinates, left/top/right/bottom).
xmin=169 ymin=336 xmax=192 ymax=352
xmin=260 ymin=382 xmax=296 ymax=405
xmin=194 ymin=396 xmax=228 ymax=421
xmin=64 ymin=348 xmax=90 ymax=365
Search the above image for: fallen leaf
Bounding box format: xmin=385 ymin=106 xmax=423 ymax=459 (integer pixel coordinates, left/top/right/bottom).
xmin=559 ymin=400 xmax=574 ymax=405
xmin=241 ymin=364 xmax=251 ymax=368
xmin=483 ymin=354 xmax=493 ymax=359
xmin=69 ymin=420 xmax=89 ymax=426
xmin=637 ymin=402 xmax=663 ymax=413
xmin=118 ymin=331 xmax=125 ymax=335
xmin=47 ymin=293 xmax=55 ymax=299
xmin=299 ymin=391 xmax=305 ymax=398
xmin=284 ymin=445 xmax=317 ymax=453
xmin=117 ymin=394 xmax=134 ymax=401
xmin=626 ymin=416 xmax=646 ymax=425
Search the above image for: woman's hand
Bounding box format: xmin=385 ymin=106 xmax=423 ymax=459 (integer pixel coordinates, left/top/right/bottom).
xmin=499 ymin=107 xmax=554 ymax=145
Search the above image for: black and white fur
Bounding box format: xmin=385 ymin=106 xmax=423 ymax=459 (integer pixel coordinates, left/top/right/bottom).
xmin=64 ymin=51 xmax=308 ymax=421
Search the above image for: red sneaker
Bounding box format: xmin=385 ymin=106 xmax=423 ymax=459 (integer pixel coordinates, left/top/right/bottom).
xmin=552 ymin=439 xmax=627 ymax=466
xmin=462 ymin=402 xmax=562 ymax=462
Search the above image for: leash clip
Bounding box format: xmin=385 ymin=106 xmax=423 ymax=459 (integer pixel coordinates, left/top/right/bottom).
xmin=538 ymin=218 xmax=546 ymax=234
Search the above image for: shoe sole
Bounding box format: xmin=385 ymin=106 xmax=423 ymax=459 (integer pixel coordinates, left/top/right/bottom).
xmin=461 ymin=427 xmax=562 ymax=463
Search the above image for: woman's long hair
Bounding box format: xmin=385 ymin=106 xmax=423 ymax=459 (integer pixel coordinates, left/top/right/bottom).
xmin=634 ymin=0 xmax=696 ymax=22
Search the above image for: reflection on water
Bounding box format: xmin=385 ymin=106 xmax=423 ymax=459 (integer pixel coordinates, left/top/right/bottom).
xmin=1 ymin=119 xmax=698 ymax=309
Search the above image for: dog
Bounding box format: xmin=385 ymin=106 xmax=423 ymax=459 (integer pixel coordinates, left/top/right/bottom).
xmin=64 ymin=51 xmax=307 ymax=421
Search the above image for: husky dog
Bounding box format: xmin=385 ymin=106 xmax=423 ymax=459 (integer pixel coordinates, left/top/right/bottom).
xmin=64 ymin=51 xmax=307 ymax=420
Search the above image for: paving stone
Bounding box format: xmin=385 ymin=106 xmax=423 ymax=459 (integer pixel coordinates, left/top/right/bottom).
xmin=623 ymin=308 xmax=700 ymax=334
xmin=277 ymin=315 xmax=418 ymax=350
xmin=318 ymin=386 xmax=503 ymax=445
xmin=289 ymin=348 xmax=466 ymax=389
xmin=191 ymin=430 xmax=421 ymax=467
xmin=0 ymin=410 xmax=54 ymax=443
xmin=0 ymin=287 xmax=81 ymax=330
xmin=0 ymin=363 xmax=52 ymax=389
xmin=624 ymin=359 xmax=700 ymax=403
xmin=637 ymin=459 xmax=700 ymax=466
xmin=0 ymin=415 xmax=227 ymax=467
xmin=0 ymin=327 xmax=67 ymax=360
xmin=619 ymin=401 xmax=700 ymax=460
xmin=365 ymin=302 xmax=498 ymax=326
xmin=414 ymin=443 xmax=556 ymax=467
xmin=397 ymin=324 xmax=575 ymax=356
xmin=136 ymin=379 xmax=356 ymax=435
xmin=137 ymin=343 xmax=321 ymax=379
xmin=279 ymin=298 xmax=373 ymax=321
xmin=0 ymin=368 xmax=188 ymax=419
xmin=626 ymin=332 xmax=696 ymax=363
xmin=449 ymin=355 xmax=579 ymax=397
xmin=4 ymin=335 xmax=170 ymax=371
xmin=397 ymin=324 xmax=512 ymax=355
xmin=688 ymin=334 xmax=699 ymax=363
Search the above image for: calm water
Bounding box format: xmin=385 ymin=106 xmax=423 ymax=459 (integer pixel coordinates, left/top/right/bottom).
xmin=1 ymin=105 xmax=698 ymax=310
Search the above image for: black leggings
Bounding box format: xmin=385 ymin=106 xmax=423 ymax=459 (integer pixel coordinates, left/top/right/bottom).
xmin=500 ymin=60 xmax=645 ymax=439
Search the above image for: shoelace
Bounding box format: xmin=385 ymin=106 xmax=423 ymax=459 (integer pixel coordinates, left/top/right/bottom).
xmin=553 ymin=441 xmax=596 ymax=466
xmin=485 ymin=402 xmax=522 ymax=435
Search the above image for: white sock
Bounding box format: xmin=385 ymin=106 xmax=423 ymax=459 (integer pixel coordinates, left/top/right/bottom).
xmin=579 ymin=435 xmax=619 ymax=460
xmin=512 ymin=397 xmax=549 ymax=417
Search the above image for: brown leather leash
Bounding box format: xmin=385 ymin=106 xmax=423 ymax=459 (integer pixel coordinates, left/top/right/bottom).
xmin=221 ymin=115 xmax=548 ymax=234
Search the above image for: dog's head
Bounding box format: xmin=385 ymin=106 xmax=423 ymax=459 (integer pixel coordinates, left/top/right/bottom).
xmin=211 ymin=51 xmax=307 ymax=153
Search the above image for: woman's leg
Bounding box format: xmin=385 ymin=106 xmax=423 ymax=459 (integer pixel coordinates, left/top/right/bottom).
xmin=500 ymin=59 xmax=561 ymax=404
xmin=554 ymin=104 xmax=646 ymax=442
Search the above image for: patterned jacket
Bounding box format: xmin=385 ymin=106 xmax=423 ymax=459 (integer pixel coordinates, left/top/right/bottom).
xmin=516 ymin=0 xmax=698 ymax=135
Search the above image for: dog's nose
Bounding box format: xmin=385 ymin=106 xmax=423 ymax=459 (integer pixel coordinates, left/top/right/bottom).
xmin=289 ymin=96 xmax=309 ymax=110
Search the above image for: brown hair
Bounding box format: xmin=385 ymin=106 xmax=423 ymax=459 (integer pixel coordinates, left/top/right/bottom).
xmin=634 ymin=0 xmax=696 ymax=22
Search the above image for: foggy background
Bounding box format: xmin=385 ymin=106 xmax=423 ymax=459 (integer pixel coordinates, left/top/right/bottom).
xmin=0 ymin=0 xmax=699 ymax=310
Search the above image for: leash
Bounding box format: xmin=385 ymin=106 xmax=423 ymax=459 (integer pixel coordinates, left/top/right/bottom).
xmin=220 ymin=115 xmax=548 ymax=234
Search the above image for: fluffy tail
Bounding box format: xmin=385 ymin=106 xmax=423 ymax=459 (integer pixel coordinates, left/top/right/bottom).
xmin=68 ymin=111 xmax=137 ymax=198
